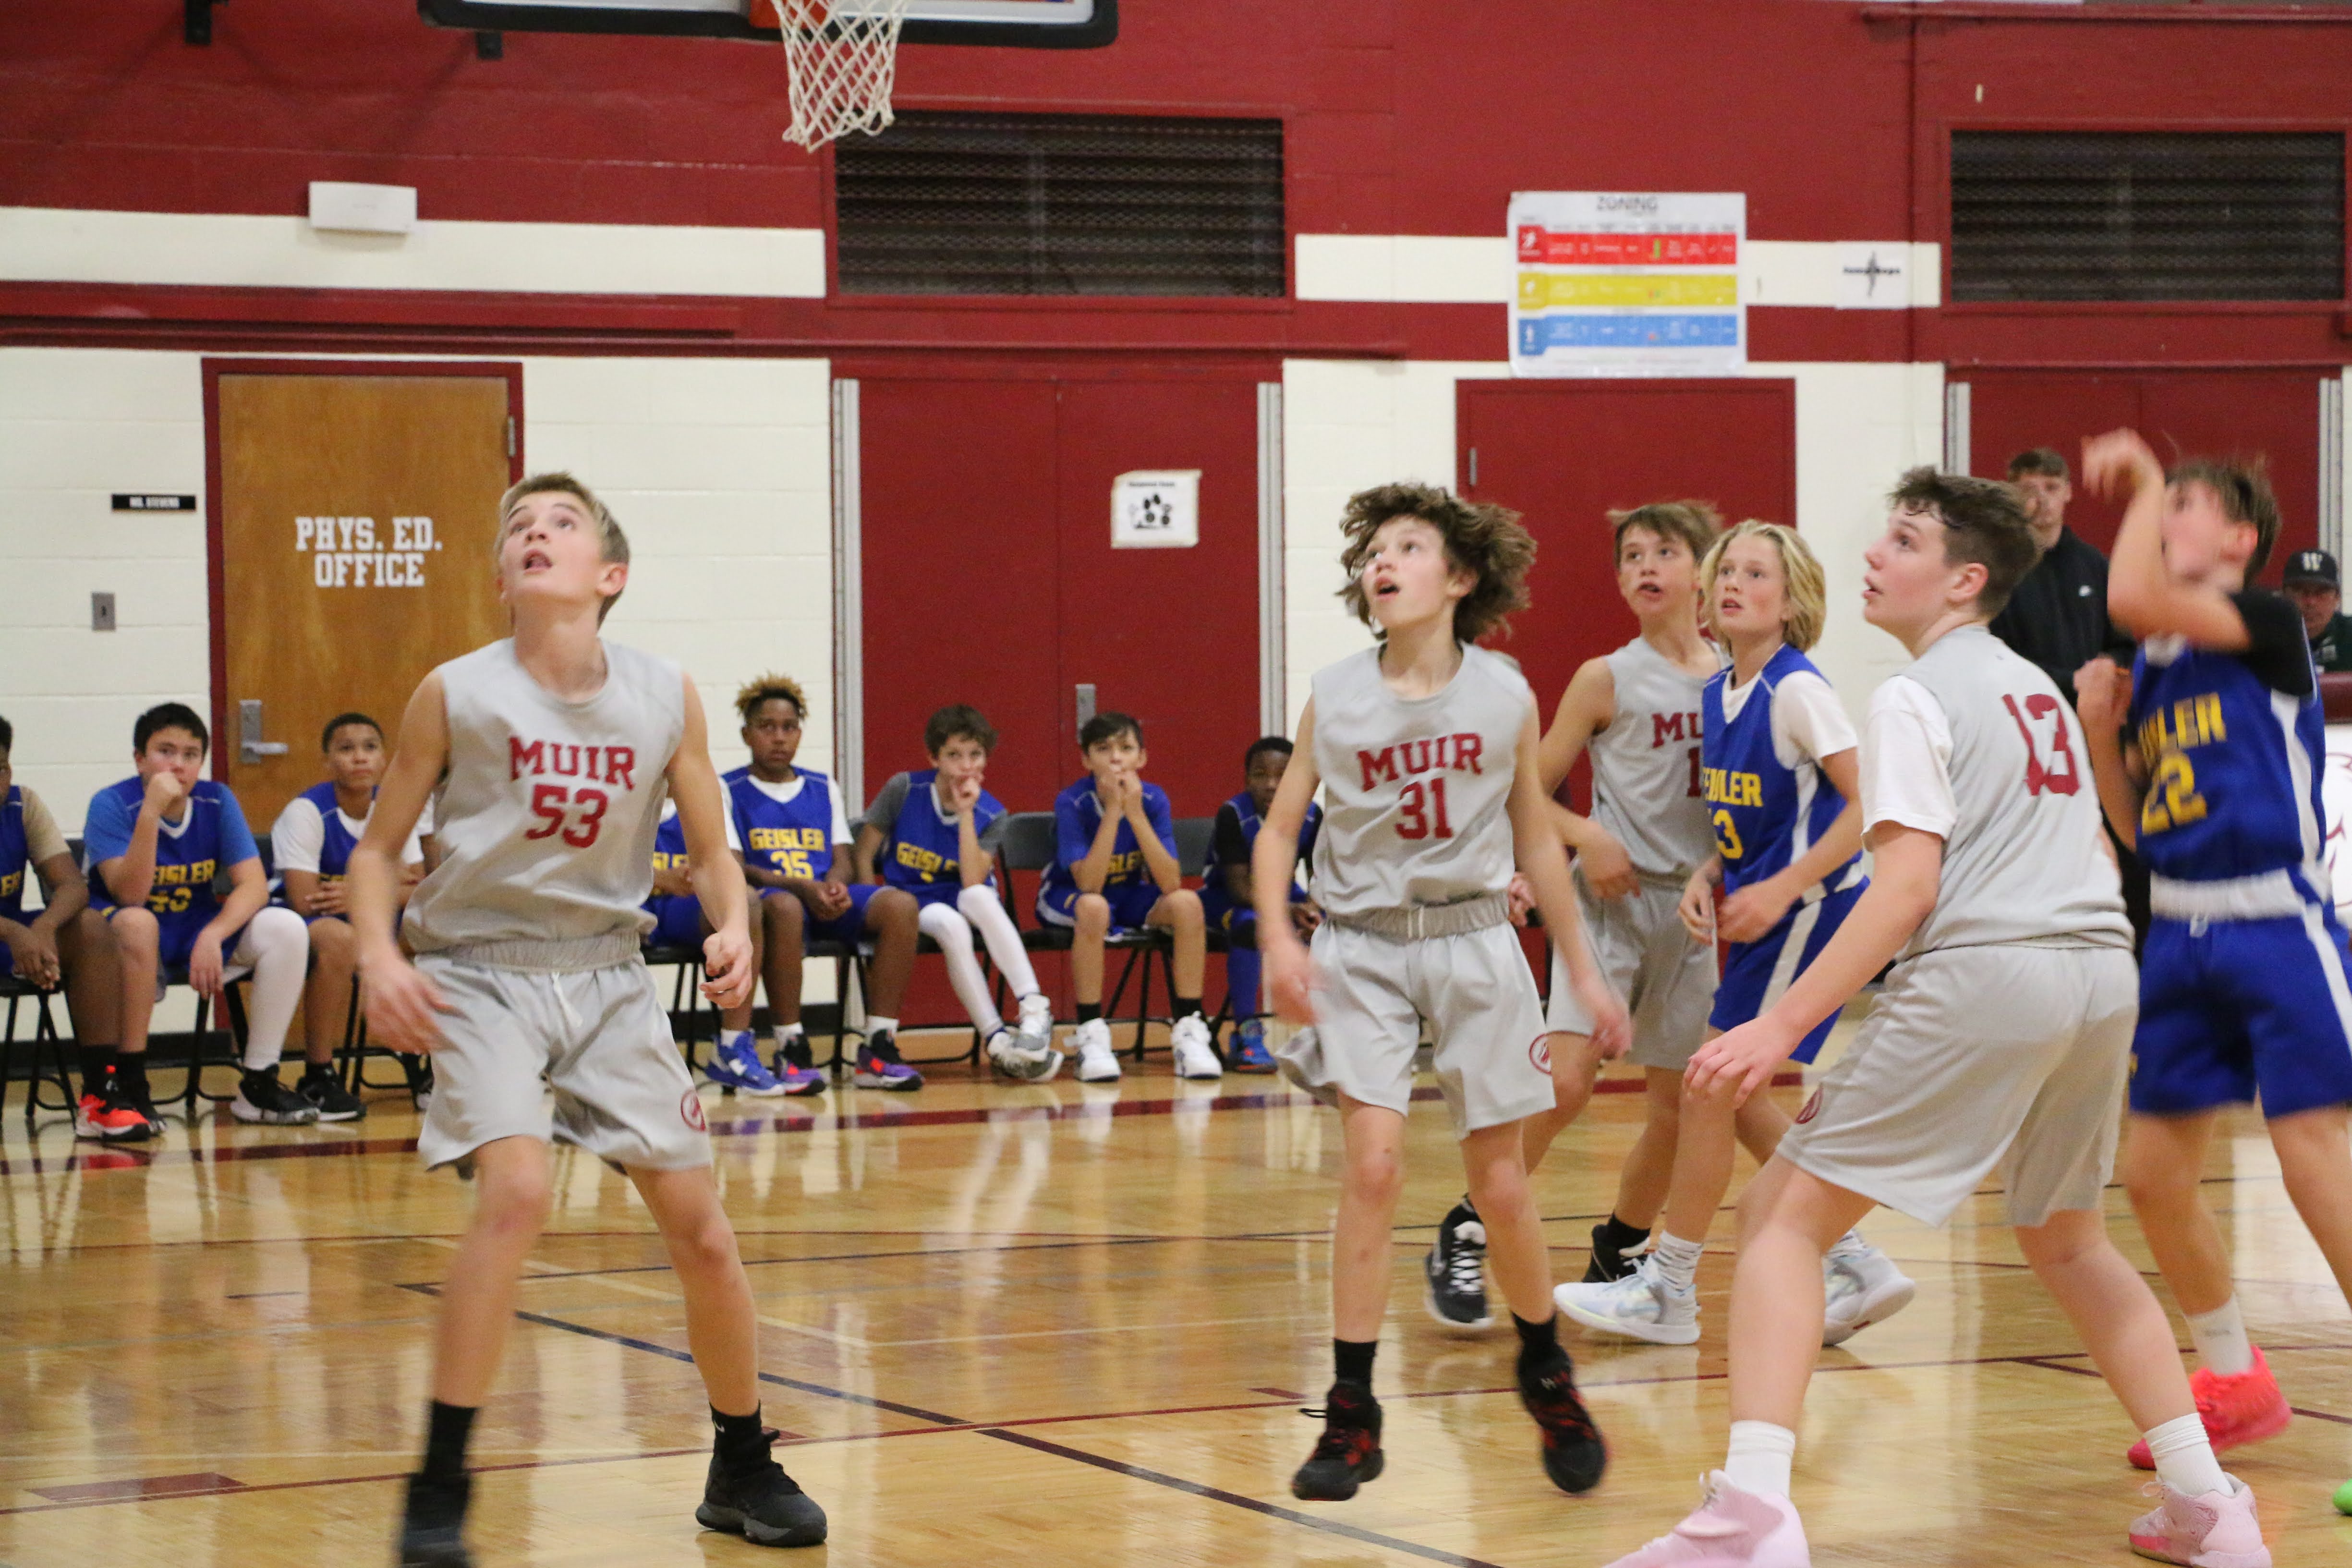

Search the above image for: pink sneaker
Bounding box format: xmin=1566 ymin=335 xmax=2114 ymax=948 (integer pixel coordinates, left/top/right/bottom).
xmin=1602 ymin=1474 xmax=1809 ymax=1567
xmin=2128 ymin=1475 xmax=2270 ymax=1567
xmin=2126 ymin=1349 xmax=2291 ymax=1469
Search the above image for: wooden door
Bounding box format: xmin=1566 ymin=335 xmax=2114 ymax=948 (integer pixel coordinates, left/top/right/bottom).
xmin=208 ymin=365 xmax=520 ymax=826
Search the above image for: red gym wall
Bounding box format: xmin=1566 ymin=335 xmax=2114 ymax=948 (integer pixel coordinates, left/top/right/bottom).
xmin=6 ymin=2 xmax=2351 ymax=370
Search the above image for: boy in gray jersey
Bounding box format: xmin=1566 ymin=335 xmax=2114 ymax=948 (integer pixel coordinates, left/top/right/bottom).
xmin=351 ymin=475 xmax=826 ymax=1567
xmin=1600 ymin=472 xmax=2263 ymax=1568
xmin=1424 ymin=500 xmax=1726 ymax=1327
xmin=1255 ymin=482 xmax=1629 ymax=1504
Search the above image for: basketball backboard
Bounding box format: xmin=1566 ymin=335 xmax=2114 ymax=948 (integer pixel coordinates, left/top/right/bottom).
xmin=417 ymin=0 xmax=1116 ymax=48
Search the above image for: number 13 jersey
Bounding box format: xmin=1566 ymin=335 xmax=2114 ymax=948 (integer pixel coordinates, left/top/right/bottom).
xmin=1309 ymin=644 xmax=1532 ymax=917
xmin=405 ymin=637 xmax=685 ymax=956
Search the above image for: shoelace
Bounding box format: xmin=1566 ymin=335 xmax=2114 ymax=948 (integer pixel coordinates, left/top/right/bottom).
xmin=1440 ymin=1223 xmax=1485 ymax=1294
xmin=1299 ymin=1407 xmax=1377 ymax=1463
xmin=1522 ymin=1367 xmax=1599 ymax=1440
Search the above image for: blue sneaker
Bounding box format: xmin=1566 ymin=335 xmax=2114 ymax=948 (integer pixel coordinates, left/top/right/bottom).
xmin=1229 ymin=1020 xmax=1277 ymax=1074
xmin=705 ymin=1031 xmax=789 ymax=1098
xmin=853 ymin=1031 xmax=923 ymax=1092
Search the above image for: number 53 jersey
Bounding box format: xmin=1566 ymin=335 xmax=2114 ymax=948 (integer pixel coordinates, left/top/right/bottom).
xmin=2128 ymin=591 xmax=2328 ymax=895
xmin=405 ymin=637 xmax=685 ymax=956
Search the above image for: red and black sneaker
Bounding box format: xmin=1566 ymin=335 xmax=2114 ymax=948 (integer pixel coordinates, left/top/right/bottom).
xmin=74 ymin=1070 xmax=151 ymax=1143
xmin=1291 ymin=1380 xmax=1383 ymax=1501
xmin=1519 ymin=1353 xmax=1607 ymax=1494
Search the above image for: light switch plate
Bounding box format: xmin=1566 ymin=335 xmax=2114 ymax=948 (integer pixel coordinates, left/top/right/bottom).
xmin=92 ymin=592 xmax=117 ymax=632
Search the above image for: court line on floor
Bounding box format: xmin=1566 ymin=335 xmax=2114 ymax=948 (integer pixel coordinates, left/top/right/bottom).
xmin=2018 ymin=1352 xmax=2352 ymax=1427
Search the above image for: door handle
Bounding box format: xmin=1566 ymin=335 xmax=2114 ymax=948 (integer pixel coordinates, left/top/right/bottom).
xmin=239 ymin=698 xmax=290 ymax=763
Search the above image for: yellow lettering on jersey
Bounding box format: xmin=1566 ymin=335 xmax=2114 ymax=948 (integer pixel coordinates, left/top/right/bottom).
xmin=748 ymin=827 xmax=829 ymax=853
xmin=1106 ymin=849 xmax=1143 ymax=879
xmin=1710 ymin=809 xmax=1745 ymax=860
xmin=2134 ymin=693 xmax=2222 ymax=835
xmin=1701 ymin=767 xmax=1762 ymax=809
xmin=652 ymin=851 xmax=690 ymax=872
xmin=0 ymin=869 xmax=21 ymax=900
xmin=895 ymin=841 xmax=953 ymax=880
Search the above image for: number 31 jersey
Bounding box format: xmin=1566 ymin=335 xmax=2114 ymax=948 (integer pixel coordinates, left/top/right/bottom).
xmin=1309 ymin=644 xmax=1532 ymax=917
xmin=404 ymin=637 xmax=684 ymax=954
xmin=2129 ymin=591 xmax=2328 ymax=892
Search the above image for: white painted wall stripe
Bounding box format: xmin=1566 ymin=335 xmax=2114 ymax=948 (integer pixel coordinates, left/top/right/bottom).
xmin=0 ymin=207 xmax=828 ymax=299
xmin=1293 ymin=234 xmax=1942 ymax=309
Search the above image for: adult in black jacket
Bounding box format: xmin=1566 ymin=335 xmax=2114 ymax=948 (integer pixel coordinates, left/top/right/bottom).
xmin=1988 ymin=446 xmax=2134 ymax=696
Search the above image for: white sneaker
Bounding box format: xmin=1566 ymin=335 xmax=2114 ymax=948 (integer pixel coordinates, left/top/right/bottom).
xmin=1016 ymin=993 xmax=1057 ymax=1057
xmin=1073 ymin=1018 xmax=1121 ymax=1082
xmin=1170 ymin=1015 xmax=1222 ymax=1079
xmin=986 ymin=1027 xmax=1064 ymax=1083
xmin=1554 ymin=1253 xmax=1700 ymax=1346
xmin=1821 ymin=1234 xmax=1915 ymax=1347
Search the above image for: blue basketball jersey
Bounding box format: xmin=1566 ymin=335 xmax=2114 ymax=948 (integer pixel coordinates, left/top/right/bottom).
xmin=649 ymin=806 xmax=690 ymax=881
xmin=726 ymin=765 xmax=839 ymax=882
xmin=1199 ymin=789 xmax=1321 ymax=901
xmin=1040 ymin=777 xmax=1175 ymax=909
xmin=0 ymin=786 xmax=28 ymax=923
xmin=83 ymin=776 xmax=260 ymax=948
xmin=880 ymin=768 xmax=1004 ymax=900
xmin=301 ymin=781 xmax=365 ymax=880
xmin=2129 ymin=622 xmax=2327 ymax=890
xmin=1700 ymin=644 xmax=1860 ymax=898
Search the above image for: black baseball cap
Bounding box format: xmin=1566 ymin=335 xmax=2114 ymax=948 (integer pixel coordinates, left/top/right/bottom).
xmin=2285 ymin=549 xmax=2340 ymax=588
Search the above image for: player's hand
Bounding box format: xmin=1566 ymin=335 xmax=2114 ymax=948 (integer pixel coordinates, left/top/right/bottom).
xmin=8 ymin=925 xmax=60 ymax=988
xmin=813 ymin=879 xmax=853 ymax=919
xmin=361 ymin=949 xmax=455 ymax=1054
xmin=651 ymin=865 xmax=693 ymax=899
xmin=142 ymin=770 xmax=186 ymax=816
xmin=187 ymin=927 xmax=226 ymax=1000
xmin=1572 ymin=968 xmax=1631 ymax=1061
xmin=1118 ymin=771 xmax=1147 ymax=816
xmin=1578 ymin=829 xmax=1640 ymax=901
xmin=1290 ymin=899 xmax=1324 ymax=936
xmin=2081 ymin=428 xmax=2166 ymax=501
xmin=311 ymin=880 xmax=349 ymax=915
xmin=1686 ymin=1014 xmax=1800 ymax=1107
xmin=2073 ymin=656 xmax=2131 ymax=733
xmin=1715 ymin=873 xmax=1797 ymax=945
xmin=947 ymin=771 xmax=983 ymax=817
xmin=1677 ymin=867 xmax=1720 ymax=943
xmin=1265 ymin=935 xmax=1320 ymax=1025
xmin=700 ymin=922 xmax=755 ymax=1010
xmin=1505 ymin=872 xmax=1537 ymax=926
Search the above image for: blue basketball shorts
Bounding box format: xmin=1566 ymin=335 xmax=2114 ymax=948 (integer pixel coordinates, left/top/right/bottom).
xmin=1038 ymin=880 xmax=1161 ymax=934
xmin=2130 ymin=910 xmax=2352 ymax=1119
xmin=1709 ymin=878 xmax=1866 ymax=1064
xmin=769 ymin=880 xmax=885 ymax=945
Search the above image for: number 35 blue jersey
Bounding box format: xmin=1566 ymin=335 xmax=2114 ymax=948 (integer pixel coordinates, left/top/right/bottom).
xmin=2129 ymin=596 xmax=2326 ymax=890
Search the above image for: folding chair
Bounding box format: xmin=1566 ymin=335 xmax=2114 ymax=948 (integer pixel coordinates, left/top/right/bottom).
xmin=1 ymin=974 xmax=75 ymax=1124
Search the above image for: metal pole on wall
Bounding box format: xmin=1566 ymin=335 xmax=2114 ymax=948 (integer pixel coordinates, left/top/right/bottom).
xmin=2322 ymin=372 xmax=2345 ymax=565
xmin=831 ymin=377 xmax=864 ymax=813
xmin=1257 ymin=381 xmax=1285 ymax=734
xmin=1942 ymin=378 xmax=1971 ymax=476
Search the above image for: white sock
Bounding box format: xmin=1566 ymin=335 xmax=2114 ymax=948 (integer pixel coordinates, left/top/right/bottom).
xmin=1651 ymin=1231 xmax=1705 ymax=1293
xmin=2144 ymin=1412 xmax=2229 ymax=1498
xmin=2186 ymin=1299 xmax=2255 ymax=1378
xmin=721 ymin=1027 xmax=753 ymax=1048
xmin=865 ymin=1016 xmax=897 ymax=1038
xmin=1722 ymin=1420 xmax=1795 ymax=1498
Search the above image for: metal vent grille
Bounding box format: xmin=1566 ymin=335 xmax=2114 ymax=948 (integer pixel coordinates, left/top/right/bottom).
xmin=1952 ymin=131 xmax=2344 ymax=302
xmin=834 ymin=111 xmax=1285 ymax=297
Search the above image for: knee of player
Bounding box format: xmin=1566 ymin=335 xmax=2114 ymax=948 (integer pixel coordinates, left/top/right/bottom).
xmin=474 ymin=1166 xmax=556 ymax=1234
xmin=764 ymin=893 xmax=804 ymax=936
xmin=1074 ymin=893 xmax=1112 ymax=933
xmin=2012 ymin=1206 xmax=2108 ymax=1273
xmin=953 ymin=883 xmax=1000 ymax=923
xmin=61 ymin=905 xmax=114 ymax=960
xmin=1343 ymin=1144 xmax=1406 ymax=1206
xmin=109 ymin=907 xmax=159 ymax=958
xmin=308 ymin=915 xmax=358 ymax=969
xmin=870 ymin=887 xmax=919 ymax=932
xmin=1163 ymin=888 xmax=1204 ymax=930
xmin=666 ymin=1205 xmax=742 ymax=1276
xmin=251 ymin=903 xmax=308 ymax=954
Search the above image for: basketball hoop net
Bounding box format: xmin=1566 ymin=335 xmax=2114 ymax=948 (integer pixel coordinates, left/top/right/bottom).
xmin=764 ymin=0 xmax=911 ymax=150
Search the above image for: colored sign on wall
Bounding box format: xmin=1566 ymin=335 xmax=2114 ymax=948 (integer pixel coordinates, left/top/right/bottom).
xmin=1507 ymin=192 xmax=1746 ymax=377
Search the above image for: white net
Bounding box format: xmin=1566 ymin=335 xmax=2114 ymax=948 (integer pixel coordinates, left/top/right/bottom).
xmin=773 ymin=0 xmax=911 ymax=151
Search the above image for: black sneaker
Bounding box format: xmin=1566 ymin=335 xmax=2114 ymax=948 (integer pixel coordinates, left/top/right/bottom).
xmin=398 ymin=1472 xmax=473 ymax=1568
xmin=696 ymin=1451 xmax=828 ymax=1546
xmin=230 ymin=1070 xmax=322 ymax=1125
xmin=1518 ymin=1353 xmax=1608 ymax=1494
xmin=1422 ymin=1204 xmax=1491 ymax=1329
xmin=777 ymin=1035 xmax=816 ymax=1075
xmin=298 ymin=1070 xmax=366 ymax=1122
xmin=120 ymin=1076 xmax=166 ymax=1137
xmin=1583 ymin=1221 xmax=1642 ymax=1284
xmin=1291 ymin=1380 xmax=1383 ymax=1501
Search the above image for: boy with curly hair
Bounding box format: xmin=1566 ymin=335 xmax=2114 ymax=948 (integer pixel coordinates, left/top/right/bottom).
xmin=1258 ymin=481 xmax=1627 ymax=1503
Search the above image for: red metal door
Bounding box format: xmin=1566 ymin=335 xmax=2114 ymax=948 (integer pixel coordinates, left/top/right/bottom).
xmin=1967 ymin=370 xmax=2322 ymax=567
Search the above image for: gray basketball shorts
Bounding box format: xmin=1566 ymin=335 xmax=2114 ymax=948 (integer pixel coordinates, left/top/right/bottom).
xmin=1275 ymin=919 xmax=1554 ymax=1138
xmin=1546 ymin=874 xmax=1718 ymax=1070
xmin=1775 ymin=943 xmax=2136 ymax=1229
xmin=414 ymin=953 xmax=713 ymax=1173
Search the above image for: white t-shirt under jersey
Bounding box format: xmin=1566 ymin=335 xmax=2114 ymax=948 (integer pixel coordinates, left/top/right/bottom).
xmin=269 ymin=792 xmax=434 ymax=872
xmin=1717 ymin=664 xmax=1859 ymax=769
xmin=1859 ymin=677 xmax=1959 ymax=839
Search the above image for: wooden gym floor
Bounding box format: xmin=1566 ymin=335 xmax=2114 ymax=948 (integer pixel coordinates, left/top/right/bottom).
xmin=4 ymin=1020 xmax=2351 ymax=1568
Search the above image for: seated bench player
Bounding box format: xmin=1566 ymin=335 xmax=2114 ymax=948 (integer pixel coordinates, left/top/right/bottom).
xmin=0 ymin=713 xmax=125 ymax=1130
xmin=1199 ymin=735 xmax=1322 ymax=1072
xmin=269 ymin=710 xmax=435 ymax=1121
xmin=726 ymin=674 xmax=921 ymax=1091
xmin=1040 ymin=712 xmax=1216 ymax=1084
xmin=853 ymin=704 xmax=1058 ymax=1086
xmin=84 ymin=703 xmax=315 ymax=1133
xmin=645 ymin=797 xmax=800 ymax=1096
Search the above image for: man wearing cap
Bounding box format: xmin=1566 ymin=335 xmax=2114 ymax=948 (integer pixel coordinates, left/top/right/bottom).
xmin=1987 ymin=446 xmax=2132 ymax=695
xmin=2284 ymin=549 xmax=2352 ymax=673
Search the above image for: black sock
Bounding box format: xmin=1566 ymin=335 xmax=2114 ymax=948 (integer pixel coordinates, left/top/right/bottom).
xmin=1077 ymin=1003 xmax=1103 ymax=1025
xmin=712 ymin=1404 xmax=768 ymax=1473
xmin=80 ymin=1045 xmax=118 ymax=1098
xmin=1445 ymin=1194 xmax=1479 ymax=1227
xmin=1332 ymin=1337 xmax=1377 ymax=1387
xmin=1513 ymin=1311 xmax=1569 ymax=1376
xmin=1596 ymin=1214 xmax=1650 ymax=1256
xmin=116 ymin=1054 xmax=149 ymax=1100
xmin=1173 ymin=996 xmax=1202 ymax=1023
xmin=421 ymin=1400 xmax=477 ymax=1486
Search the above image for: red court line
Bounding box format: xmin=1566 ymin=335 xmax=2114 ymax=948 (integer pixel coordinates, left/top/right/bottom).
xmin=31 ymin=1472 xmax=246 ymax=1503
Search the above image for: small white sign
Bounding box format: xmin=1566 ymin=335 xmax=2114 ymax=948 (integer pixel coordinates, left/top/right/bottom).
xmin=309 ymin=181 xmax=417 ymax=236
xmin=1111 ymin=470 xmax=1199 ymax=549
xmin=1834 ymin=242 xmax=1912 ymax=309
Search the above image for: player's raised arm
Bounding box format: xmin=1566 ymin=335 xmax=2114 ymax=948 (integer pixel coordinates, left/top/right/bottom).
xmin=667 ymin=674 xmax=753 ymax=1009
xmin=1252 ymin=699 xmax=1321 ymax=1023
xmin=1508 ymin=705 xmax=1629 ymax=1059
xmin=351 ymin=671 xmax=451 ymax=1051
xmin=2095 ymin=428 xmax=2251 ymax=651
